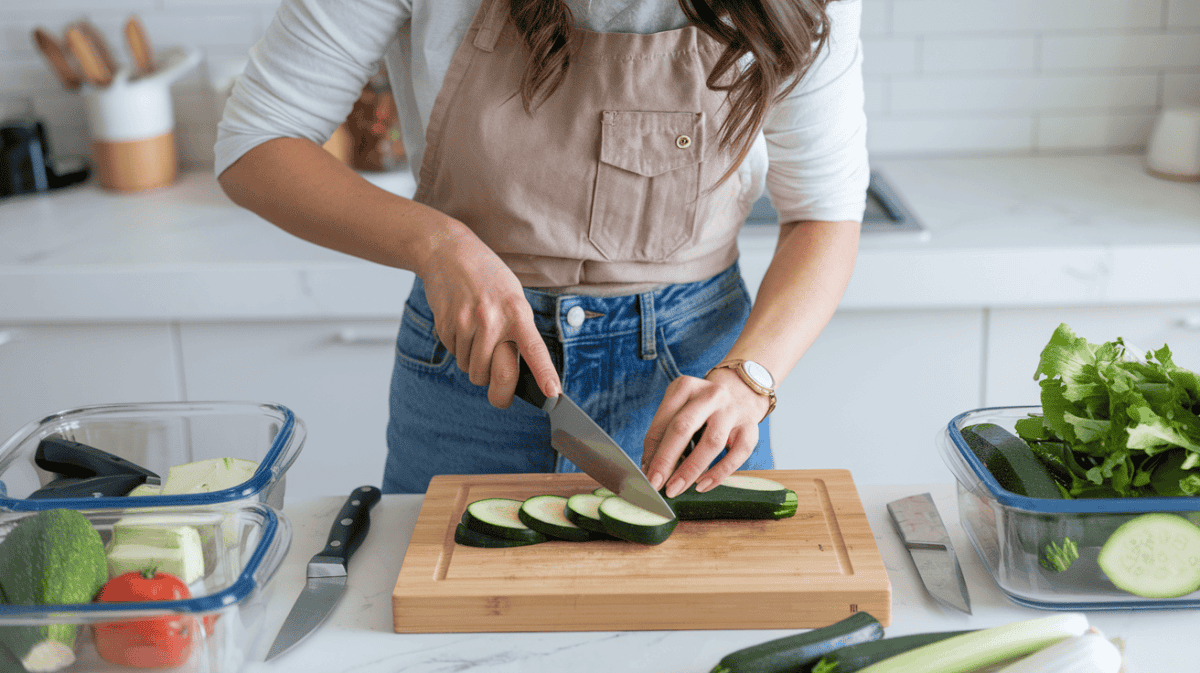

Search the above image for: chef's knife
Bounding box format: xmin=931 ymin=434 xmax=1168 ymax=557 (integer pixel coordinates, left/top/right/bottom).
xmin=515 ymin=359 xmax=675 ymax=520
xmin=887 ymin=492 xmax=972 ymax=614
xmin=265 ymin=485 xmax=381 ymax=660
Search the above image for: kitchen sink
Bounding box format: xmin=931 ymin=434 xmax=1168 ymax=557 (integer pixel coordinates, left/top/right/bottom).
xmin=744 ymin=169 xmax=928 ymax=238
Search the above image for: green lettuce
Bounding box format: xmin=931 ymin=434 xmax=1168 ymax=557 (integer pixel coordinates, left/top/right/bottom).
xmin=1015 ymin=323 xmax=1200 ymax=498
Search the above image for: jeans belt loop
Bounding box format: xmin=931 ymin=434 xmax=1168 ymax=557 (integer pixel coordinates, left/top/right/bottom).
xmin=638 ymin=291 xmax=657 ymax=361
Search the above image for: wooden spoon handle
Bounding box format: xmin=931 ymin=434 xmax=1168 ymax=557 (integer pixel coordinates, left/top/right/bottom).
xmin=32 ymin=28 xmax=82 ymax=90
xmin=124 ymin=16 xmax=154 ymax=76
xmin=76 ymin=21 xmax=120 ymax=79
xmin=64 ymin=25 xmax=113 ymax=87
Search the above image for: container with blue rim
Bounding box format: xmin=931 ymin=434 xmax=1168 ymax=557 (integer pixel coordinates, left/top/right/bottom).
xmin=939 ymin=405 xmax=1200 ymax=610
xmin=0 ymin=402 xmax=305 ymax=512
xmin=0 ymin=502 xmax=290 ymax=671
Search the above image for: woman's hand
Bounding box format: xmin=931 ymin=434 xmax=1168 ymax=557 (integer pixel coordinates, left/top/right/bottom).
xmin=641 ymin=367 xmax=771 ymax=497
xmin=419 ymin=219 xmax=561 ymax=408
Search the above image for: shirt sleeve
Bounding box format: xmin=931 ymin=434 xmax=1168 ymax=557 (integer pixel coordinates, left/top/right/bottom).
xmin=214 ymin=0 xmax=412 ymax=177
xmin=761 ymin=0 xmax=868 ymax=224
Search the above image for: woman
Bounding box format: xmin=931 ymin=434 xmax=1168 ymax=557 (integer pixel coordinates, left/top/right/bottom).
xmin=216 ymin=0 xmax=866 ymax=498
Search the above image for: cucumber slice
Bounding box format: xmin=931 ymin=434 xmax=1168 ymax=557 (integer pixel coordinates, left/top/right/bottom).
xmin=592 ymin=486 xmax=616 ymax=498
xmin=1097 ymin=513 xmax=1200 ymax=598
xmin=461 ymin=498 xmax=548 ymax=543
xmin=454 ymin=523 xmax=544 ymax=548
xmin=518 ymin=495 xmax=593 ymax=542
xmin=598 ymin=497 xmax=678 ymax=545
xmin=565 ymin=493 xmax=610 ymax=534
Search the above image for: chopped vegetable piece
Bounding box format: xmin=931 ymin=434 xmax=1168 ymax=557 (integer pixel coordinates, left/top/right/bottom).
xmin=1040 ymin=537 xmax=1079 ymax=572
xmin=564 ymin=494 xmax=610 ymax=534
xmin=1097 ymin=513 xmax=1200 ymax=598
xmin=598 ymin=497 xmax=678 ymax=545
xmin=461 ymin=499 xmax=547 ymax=543
xmin=518 ymin=495 xmax=595 ymax=541
xmin=454 ymin=523 xmax=544 ymax=548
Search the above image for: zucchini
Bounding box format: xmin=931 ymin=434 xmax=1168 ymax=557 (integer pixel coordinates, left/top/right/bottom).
xmin=665 ymin=475 xmax=797 ymax=520
xmin=710 ymin=612 xmax=885 ymax=673
xmin=453 ymin=523 xmax=544 ymax=548
xmin=461 ymin=498 xmax=548 ymax=543
xmin=592 ymin=487 xmax=616 ymax=497
xmin=518 ymin=495 xmax=594 ymax=542
xmin=960 ymin=424 xmax=1062 ymax=499
xmin=598 ymin=497 xmax=678 ymax=545
xmin=799 ymin=631 xmax=973 ymax=672
xmin=564 ymin=493 xmax=610 ymax=534
xmin=1097 ymin=512 xmax=1200 ymax=598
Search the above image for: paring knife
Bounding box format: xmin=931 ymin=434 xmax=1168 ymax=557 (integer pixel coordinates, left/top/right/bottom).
xmin=886 ymin=492 xmax=972 ymax=614
xmin=515 ymin=359 xmax=675 ymax=520
xmin=265 ymin=485 xmax=381 ymax=660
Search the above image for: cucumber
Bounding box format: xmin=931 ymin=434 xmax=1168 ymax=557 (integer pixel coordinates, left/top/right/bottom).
xmin=565 ymin=493 xmax=610 ymax=534
xmin=454 ymin=523 xmax=544 ymax=548
xmin=598 ymin=497 xmax=678 ymax=545
xmin=593 ymin=487 xmax=616 ymax=497
xmin=1097 ymin=513 xmax=1200 ymax=598
xmin=959 ymin=424 xmax=1062 ymax=499
xmin=518 ymin=495 xmax=594 ymax=542
xmin=798 ymin=630 xmax=973 ymax=672
xmin=665 ymin=475 xmax=797 ymax=520
xmin=710 ymin=612 xmax=885 ymax=673
xmin=461 ymin=498 xmax=548 ymax=544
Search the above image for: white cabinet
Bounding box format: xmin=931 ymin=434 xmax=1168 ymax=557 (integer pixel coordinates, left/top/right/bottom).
xmin=985 ymin=305 xmax=1200 ymax=407
xmin=0 ymin=323 xmax=183 ymax=441
xmin=179 ymin=320 xmax=400 ymax=500
xmin=769 ymin=308 xmax=985 ymax=485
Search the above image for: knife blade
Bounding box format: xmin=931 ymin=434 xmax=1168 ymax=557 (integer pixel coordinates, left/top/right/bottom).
xmin=886 ymin=492 xmax=972 ymax=614
xmin=265 ymin=485 xmax=381 ymax=660
xmin=515 ymin=359 xmax=675 ymax=520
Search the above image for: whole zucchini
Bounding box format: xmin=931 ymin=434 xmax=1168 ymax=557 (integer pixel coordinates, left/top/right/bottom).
xmin=710 ymin=612 xmax=884 ymax=673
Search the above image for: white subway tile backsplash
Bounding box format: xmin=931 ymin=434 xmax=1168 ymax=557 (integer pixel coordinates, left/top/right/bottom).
xmin=922 ymin=36 xmax=1038 ymax=73
xmin=862 ymin=38 xmax=919 ymax=75
xmin=1036 ymin=112 xmax=1158 ymax=150
xmin=867 ymin=115 xmax=1034 ymax=155
xmin=1042 ymin=33 xmax=1200 ymax=71
xmin=892 ymin=0 xmax=1162 ymax=34
xmin=891 ymin=74 xmax=1159 ymax=113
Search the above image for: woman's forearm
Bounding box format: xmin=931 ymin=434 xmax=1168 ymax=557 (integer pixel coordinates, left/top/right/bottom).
xmin=216 ymin=136 xmax=461 ymax=277
xmin=721 ymin=219 xmax=861 ymax=385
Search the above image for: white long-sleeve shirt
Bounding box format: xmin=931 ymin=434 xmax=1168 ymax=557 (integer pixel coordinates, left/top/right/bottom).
xmin=216 ymin=0 xmax=868 ymax=226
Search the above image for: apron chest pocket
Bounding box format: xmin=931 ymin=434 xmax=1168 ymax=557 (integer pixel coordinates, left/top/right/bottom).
xmin=590 ymin=110 xmax=705 ymax=262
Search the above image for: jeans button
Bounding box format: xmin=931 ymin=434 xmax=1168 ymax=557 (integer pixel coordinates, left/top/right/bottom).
xmin=566 ymin=306 xmax=585 ymax=327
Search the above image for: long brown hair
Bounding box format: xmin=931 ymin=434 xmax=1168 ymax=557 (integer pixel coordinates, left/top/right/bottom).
xmin=509 ymin=0 xmax=834 ymax=179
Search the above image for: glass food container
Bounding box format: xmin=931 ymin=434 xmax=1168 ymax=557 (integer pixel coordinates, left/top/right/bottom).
xmin=0 ymin=402 xmax=305 ymax=512
xmin=939 ymin=405 xmax=1200 ymax=610
xmin=0 ymin=502 xmax=290 ymax=672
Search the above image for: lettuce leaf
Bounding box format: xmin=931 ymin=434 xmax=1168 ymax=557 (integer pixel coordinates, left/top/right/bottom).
xmin=1016 ymin=323 xmax=1200 ymax=498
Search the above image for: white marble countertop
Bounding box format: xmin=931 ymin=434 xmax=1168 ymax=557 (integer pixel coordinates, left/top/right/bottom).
xmin=2 ymin=153 xmax=1200 ymax=323
xmin=248 ymin=484 xmax=1196 ymax=673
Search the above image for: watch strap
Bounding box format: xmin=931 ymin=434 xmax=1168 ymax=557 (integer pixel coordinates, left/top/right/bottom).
xmin=706 ymin=360 xmax=777 ymax=422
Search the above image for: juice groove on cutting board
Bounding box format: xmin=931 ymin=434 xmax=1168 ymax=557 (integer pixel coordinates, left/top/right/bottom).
xmin=393 ymin=470 xmax=892 ymax=632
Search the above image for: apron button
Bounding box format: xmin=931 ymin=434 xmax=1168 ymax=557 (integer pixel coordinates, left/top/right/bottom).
xmin=566 ymin=306 xmax=586 ymax=327
xmin=675 ymin=135 xmax=692 ymax=149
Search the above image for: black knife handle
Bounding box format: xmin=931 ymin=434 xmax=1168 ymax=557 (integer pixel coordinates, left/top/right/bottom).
xmin=310 ymin=485 xmax=381 ymax=570
xmin=515 ymin=357 xmax=548 ymax=409
xmin=27 ymin=473 xmax=147 ymax=499
xmin=35 ymin=437 xmax=160 ymax=482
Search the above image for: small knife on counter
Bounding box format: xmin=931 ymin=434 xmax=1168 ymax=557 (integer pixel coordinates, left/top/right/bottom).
xmin=887 ymin=492 xmax=972 ymax=614
xmin=265 ymin=485 xmax=381 ymax=660
xmin=515 ymin=359 xmax=675 ymax=520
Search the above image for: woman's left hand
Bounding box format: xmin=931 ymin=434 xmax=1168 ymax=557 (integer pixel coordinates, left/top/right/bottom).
xmin=641 ymin=367 xmax=771 ymax=498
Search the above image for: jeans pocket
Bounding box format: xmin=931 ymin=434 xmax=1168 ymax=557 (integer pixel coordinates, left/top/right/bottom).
xmin=394 ymin=305 xmax=452 ymax=373
xmin=656 ymin=284 xmax=750 ymax=380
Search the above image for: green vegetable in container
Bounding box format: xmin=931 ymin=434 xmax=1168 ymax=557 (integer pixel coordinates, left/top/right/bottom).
xmin=1040 ymin=537 xmax=1079 ymax=572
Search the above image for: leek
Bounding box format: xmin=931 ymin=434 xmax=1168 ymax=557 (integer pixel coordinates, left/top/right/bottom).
xmin=994 ymin=629 xmax=1122 ymax=673
xmin=855 ymin=614 xmax=1089 ymax=673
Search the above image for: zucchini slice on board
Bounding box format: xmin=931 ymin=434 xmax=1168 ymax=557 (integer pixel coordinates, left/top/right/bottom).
xmin=518 ymin=495 xmax=595 ymax=542
xmin=454 ymin=523 xmax=544 ymax=548
xmin=565 ymin=493 xmax=610 ymax=534
xmin=461 ymin=498 xmax=548 ymax=543
xmin=1097 ymin=513 xmax=1200 ymax=598
xmin=710 ymin=611 xmax=885 ymax=673
xmin=598 ymin=497 xmax=678 ymax=545
xmin=666 ymin=475 xmax=797 ymax=520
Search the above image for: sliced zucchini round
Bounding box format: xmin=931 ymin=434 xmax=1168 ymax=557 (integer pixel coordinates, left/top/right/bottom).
xmin=598 ymin=496 xmax=678 ymax=545
xmin=454 ymin=523 xmax=544 ymax=548
xmin=462 ymin=498 xmax=548 ymax=543
xmin=518 ymin=495 xmax=593 ymax=542
xmin=565 ymin=493 xmax=610 ymax=534
xmin=1098 ymin=513 xmax=1200 ymax=598
xmin=592 ymin=486 xmax=616 ymax=498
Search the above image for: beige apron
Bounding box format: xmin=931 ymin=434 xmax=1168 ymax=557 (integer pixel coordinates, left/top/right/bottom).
xmin=413 ymin=0 xmax=751 ymax=288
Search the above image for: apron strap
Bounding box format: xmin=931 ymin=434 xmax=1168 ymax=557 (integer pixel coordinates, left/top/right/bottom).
xmin=473 ymin=0 xmax=510 ymax=53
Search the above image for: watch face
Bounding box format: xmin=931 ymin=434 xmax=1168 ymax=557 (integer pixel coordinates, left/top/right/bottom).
xmin=743 ymin=360 xmax=774 ymax=388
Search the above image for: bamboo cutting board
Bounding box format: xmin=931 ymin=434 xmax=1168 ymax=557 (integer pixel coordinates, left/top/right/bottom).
xmin=392 ymin=470 xmax=891 ymax=633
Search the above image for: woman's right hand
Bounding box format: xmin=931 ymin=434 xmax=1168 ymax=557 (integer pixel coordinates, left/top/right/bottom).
xmin=419 ymin=219 xmax=561 ymax=408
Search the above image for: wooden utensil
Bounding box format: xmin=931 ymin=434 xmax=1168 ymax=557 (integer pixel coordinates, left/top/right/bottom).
xmin=392 ymin=469 xmax=892 ymax=633
xmin=32 ymin=28 xmax=82 ymax=90
xmin=76 ymin=21 xmax=120 ymax=80
xmin=124 ymin=16 xmax=154 ymax=76
xmin=64 ymin=25 xmax=113 ymax=87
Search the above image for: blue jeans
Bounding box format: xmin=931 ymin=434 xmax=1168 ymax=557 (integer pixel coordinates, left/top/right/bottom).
xmin=382 ymin=263 xmax=772 ymax=494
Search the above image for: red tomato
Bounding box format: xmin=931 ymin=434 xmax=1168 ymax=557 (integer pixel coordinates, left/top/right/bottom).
xmin=92 ymin=571 xmax=198 ymax=669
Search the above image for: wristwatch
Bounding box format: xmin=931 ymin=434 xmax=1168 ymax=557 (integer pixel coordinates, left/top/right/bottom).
xmin=706 ymin=359 xmax=777 ymax=421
